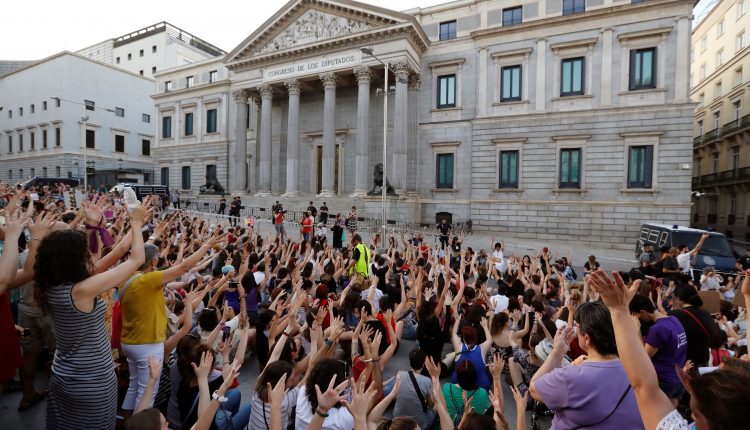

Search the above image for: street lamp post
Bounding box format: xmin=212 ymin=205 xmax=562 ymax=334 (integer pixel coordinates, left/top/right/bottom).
xmin=360 ymin=47 xmax=393 ymax=248
xmin=51 ymin=97 xmax=114 ymax=191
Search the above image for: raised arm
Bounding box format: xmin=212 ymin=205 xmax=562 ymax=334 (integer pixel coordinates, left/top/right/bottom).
xmin=71 ymin=198 xmax=149 ymax=305
xmin=588 ymin=270 xmax=677 ymax=429
xmin=161 ymin=232 xmax=222 ymax=284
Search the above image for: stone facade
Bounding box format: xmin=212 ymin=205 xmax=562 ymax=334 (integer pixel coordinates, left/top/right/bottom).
xmin=152 ymin=0 xmax=696 ymax=248
xmin=690 ymin=0 xmax=750 ymax=244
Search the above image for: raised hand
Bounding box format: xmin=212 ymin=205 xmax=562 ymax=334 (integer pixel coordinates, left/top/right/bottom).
xmin=589 ymin=270 xmax=640 ymax=310
xmin=28 ymin=211 xmax=56 ymax=240
xmin=191 ymin=350 xmax=214 ymax=381
xmin=488 ymin=352 xmax=505 ymax=379
xmin=268 ymin=373 xmax=288 ymax=406
xmin=315 ymin=374 xmax=349 ymax=413
xmin=83 ymin=194 xmax=106 ymax=225
xmin=341 ymin=375 xmax=375 ymax=420
xmin=425 ymin=356 xmax=441 ymax=380
xmin=510 ymin=385 xmax=528 ymax=414
xmin=552 ymin=325 xmax=576 ymax=354
xmin=1 ymin=207 xmax=31 ymax=238
xmin=130 ymin=196 xmax=151 ymax=226
xmin=148 ymin=355 xmax=162 ymax=381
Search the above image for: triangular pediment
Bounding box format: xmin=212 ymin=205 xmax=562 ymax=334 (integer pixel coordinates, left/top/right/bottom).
xmin=225 ymin=0 xmax=424 ymax=67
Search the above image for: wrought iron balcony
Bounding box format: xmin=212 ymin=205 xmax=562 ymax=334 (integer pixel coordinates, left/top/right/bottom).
xmin=693 ymin=166 xmax=750 ymax=187
xmin=693 ymin=114 xmax=750 ymax=148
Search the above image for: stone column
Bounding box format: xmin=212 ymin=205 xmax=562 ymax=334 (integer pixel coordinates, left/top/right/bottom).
xmin=535 ymin=39 xmax=547 ymax=112
xmin=353 ymin=66 xmax=371 ymax=196
xmin=284 ymin=79 xmax=301 ymax=196
xmin=258 ymin=83 xmax=273 ymax=195
xmin=232 ymin=89 xmax=248 ymax=193
xmin=407 ymin=74 xmax=421 ymax=193
xmin=392 ymin=60 xmax=410 ymax=193
xmin=674 ymin=16 xmax=690 ymax=102
xmin=319 ymin=72 xmax=337 ymax=197
xmin=600 ymin=28 xmax=613 ymax=106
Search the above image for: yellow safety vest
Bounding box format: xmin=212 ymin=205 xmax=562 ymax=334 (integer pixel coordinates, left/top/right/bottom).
xmin=350 ymin=243 xmax=370 ymax=277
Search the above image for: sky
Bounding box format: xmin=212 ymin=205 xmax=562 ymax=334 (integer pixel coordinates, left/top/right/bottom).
xmin=0 ymin=0 xmax=435 ymax=60
xmin=1 ymin=0 xmax=715 ymax=60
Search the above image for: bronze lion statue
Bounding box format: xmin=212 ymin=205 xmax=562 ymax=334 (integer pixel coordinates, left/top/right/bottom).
xmin=368 ymin=163 xmax=396 ymax=196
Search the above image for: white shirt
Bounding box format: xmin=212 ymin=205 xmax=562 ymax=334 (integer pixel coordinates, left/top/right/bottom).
xmin=361 ymin=286 xmax=384 ymax=313
xmin=676 ymin=252 xmax=691 ymax=273
xmin=493 ymin=250 xmax=506 ymax=272
xmin=490 ymin=294 xmax=509 ymax=314
xmin=295 ymin=386 xmax=353 ymax=430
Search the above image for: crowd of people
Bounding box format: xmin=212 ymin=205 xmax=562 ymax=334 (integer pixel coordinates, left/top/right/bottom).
xmin=1 ymin=182 xmax=750 ymax=430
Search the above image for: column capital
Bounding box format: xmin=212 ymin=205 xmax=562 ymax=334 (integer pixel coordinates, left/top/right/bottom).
xmin=258 ymin=83 xmax=274 ymax=100
xmin=408 ymin=74 xmax=421 ymax=91
xmin=320 ymin=72 xmax=338 ymax=89
xmin=392 ymin=59 xmax=411 ymax=80
xmin=284 ymin=78 xmax=302 ymax=96
xmin=353 ymin=65 xmax=371 ymax=84
xmin=232 ymin=89 xmax=249 ymax=102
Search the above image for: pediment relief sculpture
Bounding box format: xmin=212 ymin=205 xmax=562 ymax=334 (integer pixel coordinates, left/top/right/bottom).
xmin=253 ymin=10 xmax=374 ymax=55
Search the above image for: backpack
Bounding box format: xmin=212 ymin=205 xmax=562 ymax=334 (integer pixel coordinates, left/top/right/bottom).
xmin=111 ymin=273 xmax=143 ymax=349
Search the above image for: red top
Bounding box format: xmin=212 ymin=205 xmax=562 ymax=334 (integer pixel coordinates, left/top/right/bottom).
xmin=301 ymin=217 xmax=313 ymax=233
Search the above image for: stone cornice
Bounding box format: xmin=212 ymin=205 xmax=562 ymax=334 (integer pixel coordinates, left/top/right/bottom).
xmin=471 ymin=0 xmax=692 ymax=41
xmin=226 ymin=24 xmax=428 ymax=72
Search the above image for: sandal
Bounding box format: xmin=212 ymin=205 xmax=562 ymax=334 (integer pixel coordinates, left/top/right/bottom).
xmin=18 ymin=390 xmax=48 ymax=411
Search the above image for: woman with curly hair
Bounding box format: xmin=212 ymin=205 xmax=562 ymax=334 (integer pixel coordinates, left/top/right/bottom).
xmin=34 ymin=198 xmax=148 ymax=430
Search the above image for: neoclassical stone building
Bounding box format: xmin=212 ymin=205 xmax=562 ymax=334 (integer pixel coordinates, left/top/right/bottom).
xmin=152 ymin=0 xmax=696 ymax=246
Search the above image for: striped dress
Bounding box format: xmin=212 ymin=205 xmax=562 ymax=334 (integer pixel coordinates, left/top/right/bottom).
xmin=46 ymin=283 xmax=117 ymax=430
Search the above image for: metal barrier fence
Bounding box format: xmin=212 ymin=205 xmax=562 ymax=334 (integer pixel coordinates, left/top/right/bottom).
xmin=175 ymin=199 xmax=473 ymax=238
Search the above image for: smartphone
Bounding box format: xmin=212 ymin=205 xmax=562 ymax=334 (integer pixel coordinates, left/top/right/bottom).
xmin=222 ymin=326 xmax=231 ymax=342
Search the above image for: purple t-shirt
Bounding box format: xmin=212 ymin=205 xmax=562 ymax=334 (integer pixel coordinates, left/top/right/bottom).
xmin=535 ymin=360 xmax=644 ymax=430
xmin=645 ymin=316 xmax=687 ymax=385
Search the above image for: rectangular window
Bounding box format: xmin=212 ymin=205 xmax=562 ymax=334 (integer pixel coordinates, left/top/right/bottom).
xmin=733 ymin=146 xmax=740 ymax=170
xmin=498 ymin=150 xmax=519 ymax=188
xmin=698 ymin=120 xmax=704 ymax=135
xmin=55 ymin=98 xmax=60 ymax=107
xmin=115 ymin=107 xmax=124 ymax=117
xmin=42 ymin=167 xmax=47 ymax=177
xmin=734 ymin=100 xmax=742 ymax=120
xmin=7 ymin=110 xmax=11 ymax=118
xmin=735 ymin=67 xmax=743 ymax=87
xmin=30 ymin=131 xmax=35 ymax=150
xmin=115 ymin=135 xmax=125 ymax=152
xmin=739 ymin=0 xmax=746 ymax=17
xmin=160 ymin=167 xmax=169 ymax=188
xmin=128 ymin=53 xmax=132 ymax=60
xmin=713 ymin=111 xmax=720 ymax=129
xmin=55 ymin=128 xmax=60 ymax=146
xmin=627 ymin=146 xmax=654 ymax=188
xmin=701 ymin=36 xmax=707 ymax=52
xmin=561 ymin=57 xmax=585 ymax=96
xmin=152 ymin=66 xmax=156 ymax=74
xmin=559 ymin=148 xmax=581 ymax=188
xmin=437 ymin=74 xmax=457 ymax=108
xmin=19 ymin=134 xmax=23 ymax=151
xmin=435 ymin=153 xmax=454 ymax=189
xmin=152 ymin=45 xmax=157 ymax=53
xmin=162 ymin=116 xmax=172 ymax=139
xmin=43 ymin=101 xmax=47 ymax=110
xmin=738 ymin=31 xmax=746 ymax=52
xmin=181 ymin=166 xmax=191 ymax=190
xmin=139 ymin=49 xmax=144 ymax=57
xmin=439 ymin=20 xmax=457 ymax=41
xmin=42 ymin=129 xmax=47 ymax=148
xmin=185 ymin=112 xmax=194 ymax=136
xmin=142 ymin=139 xmax=151 ymax=156
xmin=116 ymin=57 xmax=120 ymax=64
xmin=717 ymin=49 xmax=725 ymax=66
xmin=629 ymin=48 xmax=656 ymax=90
xmin=715 ymin=81 xmax=723 ymax=100
xmin=19 ymin=169 xmax=23 ymax=179
xmin=19 ymin=107 xmax=23 ymax=116
xmin=55 ymin=166 xmax=60 ymax=177
xmin=209 ymin=70 xmax=218 ymax=83
xmin=84 ymin=100 xmax=95 ymax=111
xmin=30 ymin=104 xmax=35 ymax=113
xmin=206 ymin=109 xmax=218 ymax=133
xmin=7 ymin=170 xmax=11 ymax=181
xmin=502 ymin=6 xmax=523 ymax=26
xmin=86 ymin=129 xmax=95 ymax=148
xmin=718 ymin=19 xmax=725 ymax=37
xmin=562 ymin=0 xmax=585 ymax=15
xmin=143 ymin=113 xmax=150 ymax=123
xmin=186 ymin=76 xmax=194 ymax=88
xmin=7 ymin=135 xmax=12 ymax=153
xmin=140 ymin=70 xmax=144 ymax=76
xmin=713 ymin=152 xmax=720 ymax=173
xmin=700 ymin=64 xmax=707 ymax=80
xmin=500 ymin=65 xmax=522 ymax=101
xmin=30 ymin=168 xmax=35 ymax=177
xmin=165 ymin=81 xmax=172 ymax=92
